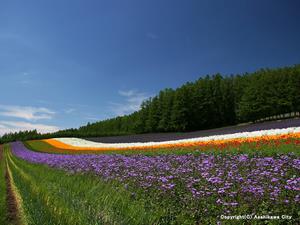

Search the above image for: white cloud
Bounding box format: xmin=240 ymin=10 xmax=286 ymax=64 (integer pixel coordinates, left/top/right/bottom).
xmin=146 ymin=32 xmax=159 ymax=39
xmin=84 ymin=116 xmax=99 ymax=121
xmin=0 ymin=105 xmax=56 ymax=121
xmin=110 ymin=90 xmax=151 ymax=116
xmin=18 ymin=72 xmax=35 ymax=86
xmin=64 ymin=108 xmax=76 ymax=114
xmin=118 ymin=90 xmax=136 ymax=97
xmin=0 ymin=120 xmax=60 ymax=136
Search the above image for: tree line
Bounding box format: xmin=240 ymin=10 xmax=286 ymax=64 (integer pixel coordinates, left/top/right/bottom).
xmin=1 ymin=64 xmax=299 ymax=144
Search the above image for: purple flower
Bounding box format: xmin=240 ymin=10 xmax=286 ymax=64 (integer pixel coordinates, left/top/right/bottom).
xmin=10 ymin=141 xmax=300 ymax=207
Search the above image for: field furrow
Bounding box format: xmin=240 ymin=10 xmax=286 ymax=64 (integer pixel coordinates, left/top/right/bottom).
xmin=0 ymin=145 xmax=7 ymax=224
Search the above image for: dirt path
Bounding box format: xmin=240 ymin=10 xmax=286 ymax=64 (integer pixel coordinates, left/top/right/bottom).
xmin=4 ymin=153 xmax=21 ymax=225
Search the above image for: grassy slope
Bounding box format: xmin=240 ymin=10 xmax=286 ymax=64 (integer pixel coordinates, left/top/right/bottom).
xmin=24 ymin=140 xmax=75 ymax=154
xmin=25 ymin=140 xmax=109 ymax=154
xmin=5 ymin=145 xmax=164 ymax=225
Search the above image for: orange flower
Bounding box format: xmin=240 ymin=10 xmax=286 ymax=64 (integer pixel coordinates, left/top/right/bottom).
xmin=43 ymin=132 xmax=300 ymax=152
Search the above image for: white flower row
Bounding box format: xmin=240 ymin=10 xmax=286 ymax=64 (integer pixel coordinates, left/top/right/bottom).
xmin=53 ymin=126 xmax=300 ymax=149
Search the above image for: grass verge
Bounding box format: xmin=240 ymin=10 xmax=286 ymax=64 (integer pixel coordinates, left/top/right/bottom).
xmin=5 ymin=144 xmax=163 ymax=225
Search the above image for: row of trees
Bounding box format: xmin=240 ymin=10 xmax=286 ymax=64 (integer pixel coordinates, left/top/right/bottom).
xmin=1 ymin=64 xmax=299 ymax=143
xmin=0 ymin=130 xmax=42 ymax=144
xmin=72 ymin=64 xmax=300 ymax=136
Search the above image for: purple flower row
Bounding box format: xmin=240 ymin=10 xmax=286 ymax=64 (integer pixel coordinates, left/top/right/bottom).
xmin=11 ymin=142 xmax=300 ymax=208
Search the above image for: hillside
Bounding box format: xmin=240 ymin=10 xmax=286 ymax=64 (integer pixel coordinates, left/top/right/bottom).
xmin=62 ymin=64 xmax=300 ymax=137
xmin=1 ymin=64 xmax=300 ymax=144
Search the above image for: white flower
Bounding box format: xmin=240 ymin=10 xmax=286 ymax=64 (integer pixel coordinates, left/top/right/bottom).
xmin=53 ymin=126 xmax=300 ymax=149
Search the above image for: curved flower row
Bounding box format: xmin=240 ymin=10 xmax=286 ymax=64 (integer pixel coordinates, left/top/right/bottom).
xmin=10 ymin=142 xmax=300 ymax=210
xmin=43 ymin=127 xmax=300 ymax=151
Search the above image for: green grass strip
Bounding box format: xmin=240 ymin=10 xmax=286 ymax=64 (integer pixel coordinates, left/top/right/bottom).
xmin=24 ymin=141 xmax=74 ymax=154
xmin=6 ymin=144 xmax=161 ymax=225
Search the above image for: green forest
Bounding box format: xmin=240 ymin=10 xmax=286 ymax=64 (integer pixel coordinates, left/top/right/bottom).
xmin=1 ymin=64 xmax=300 ymax=144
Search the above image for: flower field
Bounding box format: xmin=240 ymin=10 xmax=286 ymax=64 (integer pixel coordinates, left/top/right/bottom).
xmin=1 ymin=127 xmax=300 ymax=224
xmin=24 ymin=127 xmax=300 ymax=155
xmin=1 ymin=1 xmax=300 ymax=224
xmin=44 ymin=127 xmax=300 ymax=151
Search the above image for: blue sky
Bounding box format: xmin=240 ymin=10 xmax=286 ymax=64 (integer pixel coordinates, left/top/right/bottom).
xmin=0 ymin=0 xmax=300 ymax=135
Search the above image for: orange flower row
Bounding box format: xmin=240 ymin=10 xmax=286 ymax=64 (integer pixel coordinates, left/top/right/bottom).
xmin=43 ymin=132 xmax=300 ymax=152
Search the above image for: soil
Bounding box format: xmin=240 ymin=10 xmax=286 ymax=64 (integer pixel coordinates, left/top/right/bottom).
xmin=85 ymin=118 xmax=300 ymax=143
xmin=4 ymin=158 xmax=20 ymax=225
